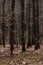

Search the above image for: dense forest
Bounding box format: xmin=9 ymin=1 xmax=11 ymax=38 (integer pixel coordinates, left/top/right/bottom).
xmin=0 ymin=0 xmax=43 ymax=65
xmin=0 ymin=0 xmax=43 ymax=54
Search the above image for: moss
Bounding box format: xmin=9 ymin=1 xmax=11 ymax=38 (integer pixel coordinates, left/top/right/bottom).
xmin=26 ymin=56 xmax=38 ymax=60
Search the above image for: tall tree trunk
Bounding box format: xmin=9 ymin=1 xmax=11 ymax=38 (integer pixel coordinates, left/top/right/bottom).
xmin=9 ymin=0 xmax=15 ymax=55
xmin=32 ymin=0 xmax=40 ymax=50
xmin=27 ymin=0 xmax=32 ymax=48
xmin=35 ymin=0 xmax=40 ymax=50
xmin=21 ymin=0 xmax=26 ymax=52
xmin=2 ymin=0 xmax=5 ymax=47
xmin=32 ymin=0 xmax=35 ymax=46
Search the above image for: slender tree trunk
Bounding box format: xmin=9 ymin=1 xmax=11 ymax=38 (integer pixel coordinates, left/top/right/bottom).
xmin=32 ymin=0 xmax=40 ymax=50
xmin=10 ymin=0 xmax=15 ymax=55
xmin=35 ymin=0 xmax=40 ymax=50
xmin=2 ymin=0 xmax=5 ymax=47
xmin=21 ymin=0 xmax=26 ymax=52
xmin=32 ymin=0 xmax=36 ymax=45
xmin=27 ymin=0 xmax=32 ymax=48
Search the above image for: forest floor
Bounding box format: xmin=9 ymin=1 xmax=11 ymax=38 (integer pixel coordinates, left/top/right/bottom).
xmin=0 ymin=44 xmax=43 ymax=65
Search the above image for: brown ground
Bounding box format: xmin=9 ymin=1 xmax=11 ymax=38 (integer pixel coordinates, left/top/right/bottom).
xmin=0 ymin=44 xmax=43 ymax=65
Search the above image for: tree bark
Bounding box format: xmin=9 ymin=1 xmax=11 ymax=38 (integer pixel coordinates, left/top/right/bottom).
xmin=27 ymin=0 xmax=32 ymax=48
xmin=2 ymin=0 xmax=5 ymax=47
xmin=9 ymin=0 xmax=15 ymax=55
xmin=21 ymin=0 xmax=26 ymax=52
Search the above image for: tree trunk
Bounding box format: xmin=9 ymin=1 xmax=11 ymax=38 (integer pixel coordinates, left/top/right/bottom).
xmin=21 ymin=0 xmax=26 ymax=52
xmin=9 ymin=0 xmax=15 ymax=55
xmin=2 ymin=0 xmax=5 ymax=47
xmin=27 ymin=0 xmax=32 ymax=48
xmin=35 ymin=0 xmax=40 ymax=50
xmin=32 ymin=0 xmax=40 ymax=50
xmin=32 ymin=0 xmax=36 ymax=45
